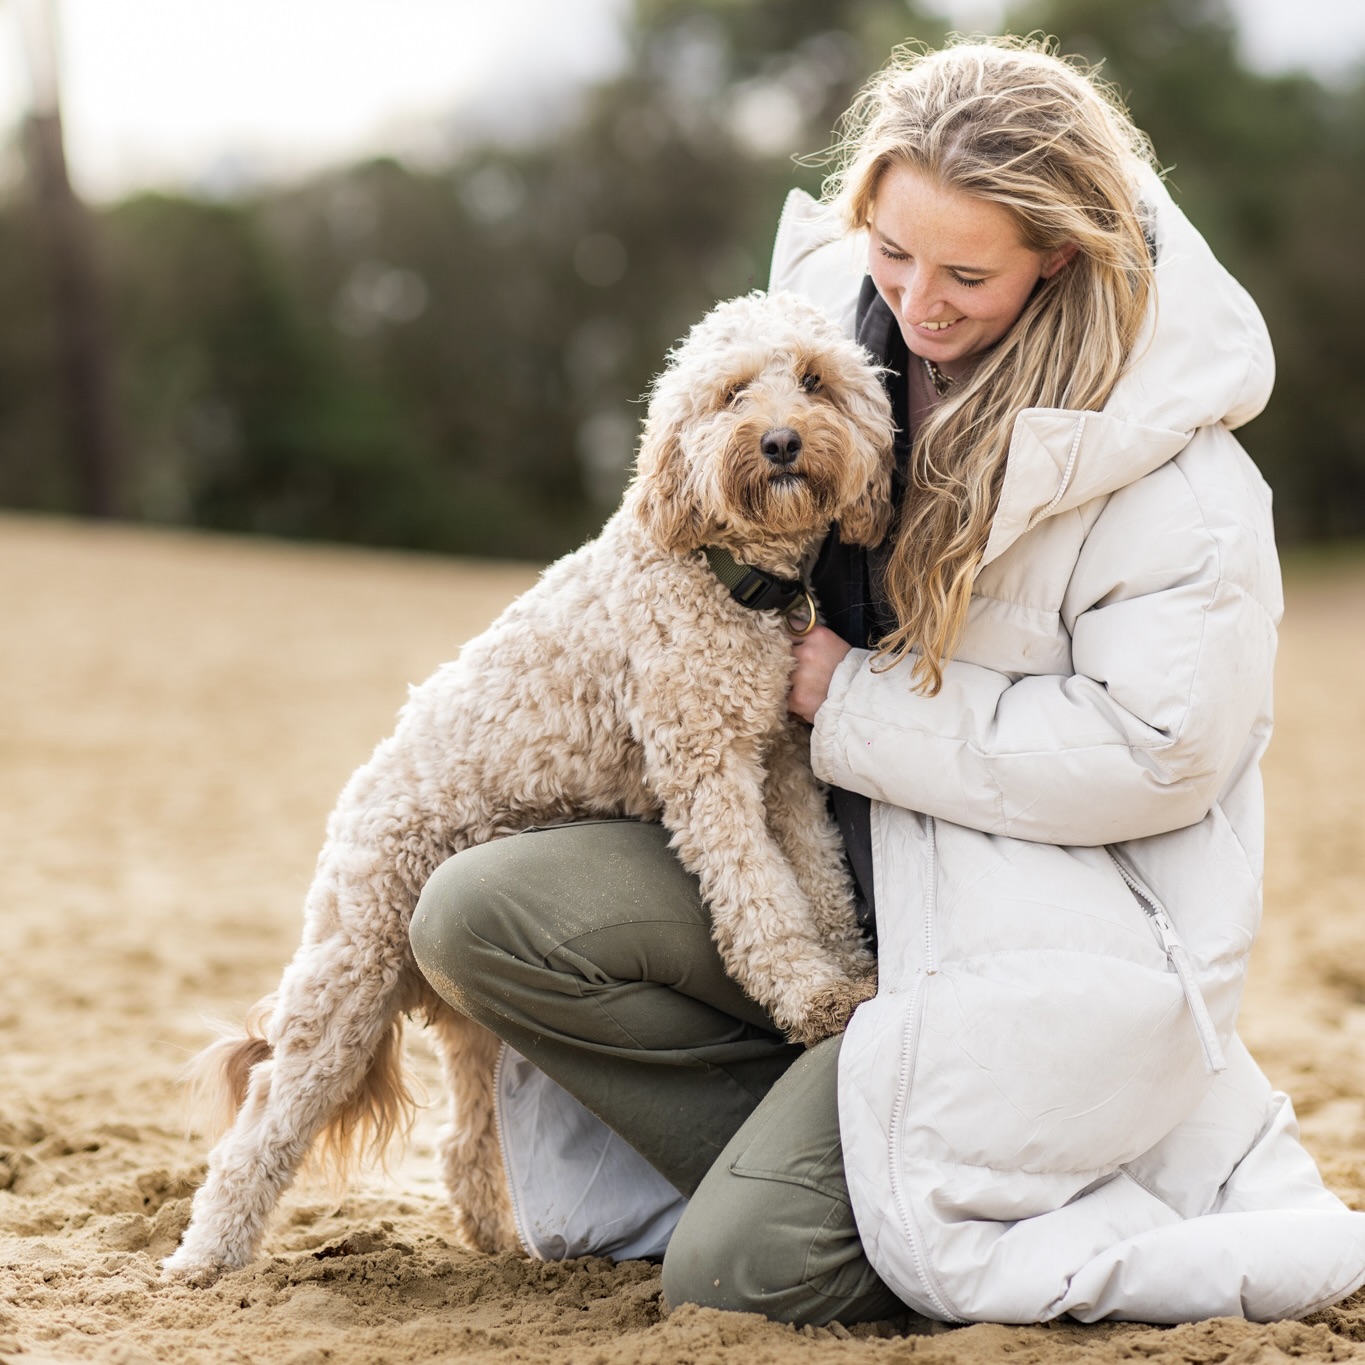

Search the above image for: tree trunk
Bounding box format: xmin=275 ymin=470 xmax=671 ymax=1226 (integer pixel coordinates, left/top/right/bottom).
xmin=27 ymin=108 xmax=122 ymax=519
xmin=21 ymin=0 xmax=122 ymax=519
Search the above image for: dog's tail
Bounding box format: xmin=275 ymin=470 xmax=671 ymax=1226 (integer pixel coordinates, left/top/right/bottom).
xmin=188 ymin=994 xmax=418 ymax=1181
xmin=187 ymin=997 xmax=276 ymax=1143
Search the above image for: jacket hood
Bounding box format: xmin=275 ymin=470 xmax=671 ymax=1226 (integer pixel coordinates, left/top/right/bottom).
xmin=766 ymin=169 xmax=1276 ymax=570
xmin=982 ymin=166 xmax=1274 ymax=567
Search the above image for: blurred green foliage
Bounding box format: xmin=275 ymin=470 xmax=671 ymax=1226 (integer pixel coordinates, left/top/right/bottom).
xmin=0 ymin=0 xmax=1361 ymax=557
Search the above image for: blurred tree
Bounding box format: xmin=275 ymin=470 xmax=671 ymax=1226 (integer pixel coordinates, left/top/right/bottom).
xmin=101 ymin=192 xmax=442 ymax=546
xmin=1012 ymin=0 xmax=1365 ymax=537
xmin=257 ymin=155 xmax=604 ymax=556
xmin=0 ymin=184 xmax=68 ymax=510
xmin=0 ymin=0 xmax=1360 ymax=553
xmin=15 ymin=0 xmax=123 ymax=517
xmin=468 ymin=0 xmax=945 ymax=517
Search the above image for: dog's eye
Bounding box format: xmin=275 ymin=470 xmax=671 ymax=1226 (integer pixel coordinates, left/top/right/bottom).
xmin=724 ymin=382 xmax=749 ymax=406
xmin=801 ymin=372 xmax=822 ymax=394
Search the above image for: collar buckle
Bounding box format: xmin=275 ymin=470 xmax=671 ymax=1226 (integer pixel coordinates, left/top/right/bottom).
xmin=704 ymin=545 xmax=816 ymax=634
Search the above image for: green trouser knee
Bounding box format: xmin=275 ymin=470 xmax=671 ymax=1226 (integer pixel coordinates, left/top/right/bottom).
xmin=661 ymin=1034 xmax=907 ymax=1325
xmin=408 ymin=818 xmax=903 ymax=1326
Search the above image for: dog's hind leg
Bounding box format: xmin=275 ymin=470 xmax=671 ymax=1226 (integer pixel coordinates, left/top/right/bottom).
xmin=165 ymin=719 xmax=480 ymax=1284
xmin=425 ymin=1003 xmax=520 ymax=1254
xmin=163 ymin=930 xmax=413 ymax=1285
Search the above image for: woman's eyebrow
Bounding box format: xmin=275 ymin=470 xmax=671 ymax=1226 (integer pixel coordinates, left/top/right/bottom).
xmin=872 ymin=226 xmax=991 ymax=274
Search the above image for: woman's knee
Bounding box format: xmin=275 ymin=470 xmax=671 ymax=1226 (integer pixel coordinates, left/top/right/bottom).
xmin=662 ymin=1176 xmax=899 ymax=1325
xmin=661 ymin=1172 xmax=774 ymax=1317
xmin=408 ymin=845 xmax=511 ymax=1014
xmin=661 ymin=1039 xmax=901 ymax=1326
xmin=661 ymin=1167 xmax=836 ymax=1322
xmin=409 ymin=820 xmax=688 ymax=1013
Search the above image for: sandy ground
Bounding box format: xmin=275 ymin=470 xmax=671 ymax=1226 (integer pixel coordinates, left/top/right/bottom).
xmin=2 ymin=511 xmax=1365 ymax=1365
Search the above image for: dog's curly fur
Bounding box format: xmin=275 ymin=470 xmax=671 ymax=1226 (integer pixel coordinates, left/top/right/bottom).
xmin=163 ymin=290 xmax=895 ymax=1285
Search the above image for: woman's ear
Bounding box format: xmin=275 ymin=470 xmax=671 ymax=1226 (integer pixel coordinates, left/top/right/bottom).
xmin=1040 ymin=241 xmax=1080 ymax=279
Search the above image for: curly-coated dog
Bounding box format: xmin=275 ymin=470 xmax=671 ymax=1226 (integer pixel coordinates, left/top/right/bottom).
xmin=163 ymin=289 xmax=895 ymax=1284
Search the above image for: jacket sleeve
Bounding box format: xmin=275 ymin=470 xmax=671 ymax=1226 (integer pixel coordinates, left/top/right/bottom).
xmin=809 ymin=443 xmax=1280 ymax=847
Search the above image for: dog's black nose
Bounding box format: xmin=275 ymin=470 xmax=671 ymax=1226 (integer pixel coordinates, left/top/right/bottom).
xmin=761 ymin=428 xmax=802 ymax=465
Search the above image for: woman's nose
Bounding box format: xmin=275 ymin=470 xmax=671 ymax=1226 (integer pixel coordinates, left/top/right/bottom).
xmin=895 ymin=268 xmax=939 ymax=324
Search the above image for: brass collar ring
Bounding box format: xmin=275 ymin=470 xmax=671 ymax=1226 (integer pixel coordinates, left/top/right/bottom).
xmin=784 ymin=586 xmax=818 ymax=637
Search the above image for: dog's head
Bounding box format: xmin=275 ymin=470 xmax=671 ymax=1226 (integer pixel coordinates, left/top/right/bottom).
xmin=624 ymin=291 xmax=894 ymax=570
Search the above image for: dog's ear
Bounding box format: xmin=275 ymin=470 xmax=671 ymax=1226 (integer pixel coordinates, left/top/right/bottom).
xmin=626 ymin=399 xmax=703 ymax=553
xmin=838 ymin=459 xmax=894 ymax=547
xmin=809 ymin=337 xmax=896 ymax=549
xmin=836 ymin=412 xmax=895 ymax=547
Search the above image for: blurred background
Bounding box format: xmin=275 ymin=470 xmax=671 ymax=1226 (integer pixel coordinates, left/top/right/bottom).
xmin=1 ymin=0 xmax=1362 ymax=564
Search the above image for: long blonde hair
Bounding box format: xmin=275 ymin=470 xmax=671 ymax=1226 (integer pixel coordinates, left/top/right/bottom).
xmin=822 ymin=37 xmax=1156 ymax=693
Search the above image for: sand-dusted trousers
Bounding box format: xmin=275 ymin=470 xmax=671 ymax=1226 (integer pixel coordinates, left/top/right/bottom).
xmin=408 ymin=817 xmax=905 ymax=1326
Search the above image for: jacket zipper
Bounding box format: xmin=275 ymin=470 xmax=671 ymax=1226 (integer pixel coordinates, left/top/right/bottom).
xmin=1025 ymin=413 xmax=1087 ymax=530
xmin=1106 ymin=850 xmax=1227 ymax=1075
xmin=886 ymin=816 xmax=963 ymax=1322
xmin=922 ymin=815 xmax=939 ymax=976
xmin=490 ymin=1043 xmax=537 ymax=1257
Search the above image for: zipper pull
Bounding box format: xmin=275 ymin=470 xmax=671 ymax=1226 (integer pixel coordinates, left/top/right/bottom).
xmin=1146 ymin=907 xmax=1227 ymax=1075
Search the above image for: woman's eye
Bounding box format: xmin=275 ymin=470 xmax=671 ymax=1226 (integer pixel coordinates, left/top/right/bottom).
xmin=878 ymin=245 xmax=909 ymax=262
xmin=952 ymin=274 xmax=986 ymax=288
xmin=801 ymin=372 xmax=822 ymax=394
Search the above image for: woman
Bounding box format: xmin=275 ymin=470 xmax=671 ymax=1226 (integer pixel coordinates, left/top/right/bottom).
xmin=410 ymin=39 xmax=1365 ymax=1324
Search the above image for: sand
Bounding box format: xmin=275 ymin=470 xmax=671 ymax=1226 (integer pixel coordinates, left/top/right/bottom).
xmin=2 ymin=511 xmax=1364 ymax=1365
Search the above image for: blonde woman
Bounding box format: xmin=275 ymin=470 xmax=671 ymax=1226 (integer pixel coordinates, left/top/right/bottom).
xmin=411 ymin=39 xmax=1365 ymax=1325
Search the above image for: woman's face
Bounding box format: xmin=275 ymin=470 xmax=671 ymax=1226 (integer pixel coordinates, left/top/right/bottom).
xmin=866 ymin=163 xmax=1073 ymax=379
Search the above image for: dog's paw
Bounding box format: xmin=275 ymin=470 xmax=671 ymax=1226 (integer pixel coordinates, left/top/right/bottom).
xmin=160 ymin=1248 xmax=234 ymax=1288
xmin=784 ymin=971 xmax=878 ymax=1046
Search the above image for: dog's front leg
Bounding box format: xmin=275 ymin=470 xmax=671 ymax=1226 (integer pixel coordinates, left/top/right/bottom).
xmin=762 ymin=721 xmax=877 ymax=984
xmin=651 ymin=741 xmax=868 ymax=1046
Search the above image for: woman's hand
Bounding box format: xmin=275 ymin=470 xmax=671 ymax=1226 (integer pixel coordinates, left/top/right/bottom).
xmin=788 ymin=625 xmax=853 ymax=724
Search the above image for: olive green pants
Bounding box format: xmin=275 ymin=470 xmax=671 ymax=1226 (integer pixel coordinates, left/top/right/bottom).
xmin=408 ymin=818 xmax=906 ymax=1326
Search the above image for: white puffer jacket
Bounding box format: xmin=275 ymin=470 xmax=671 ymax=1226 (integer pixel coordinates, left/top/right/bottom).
xmin=771 ymin=168 xmax=1365 ymax=1323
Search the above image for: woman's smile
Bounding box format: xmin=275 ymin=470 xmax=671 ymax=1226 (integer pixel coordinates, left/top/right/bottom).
xmin=867 ymin=163 xmax=1072 ymax=378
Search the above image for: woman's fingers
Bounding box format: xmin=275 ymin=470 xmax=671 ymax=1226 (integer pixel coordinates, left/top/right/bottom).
xmin=787 ymin=626 xmax=852 ymax=724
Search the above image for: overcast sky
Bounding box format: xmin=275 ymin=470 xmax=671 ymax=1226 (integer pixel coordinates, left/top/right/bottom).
xmin=2 ymin=0 xmax=1363 ymax=202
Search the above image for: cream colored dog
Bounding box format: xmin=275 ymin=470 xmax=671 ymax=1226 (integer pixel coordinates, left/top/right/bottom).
xmin=164 ymin=290 xmax=894 ymax=1285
